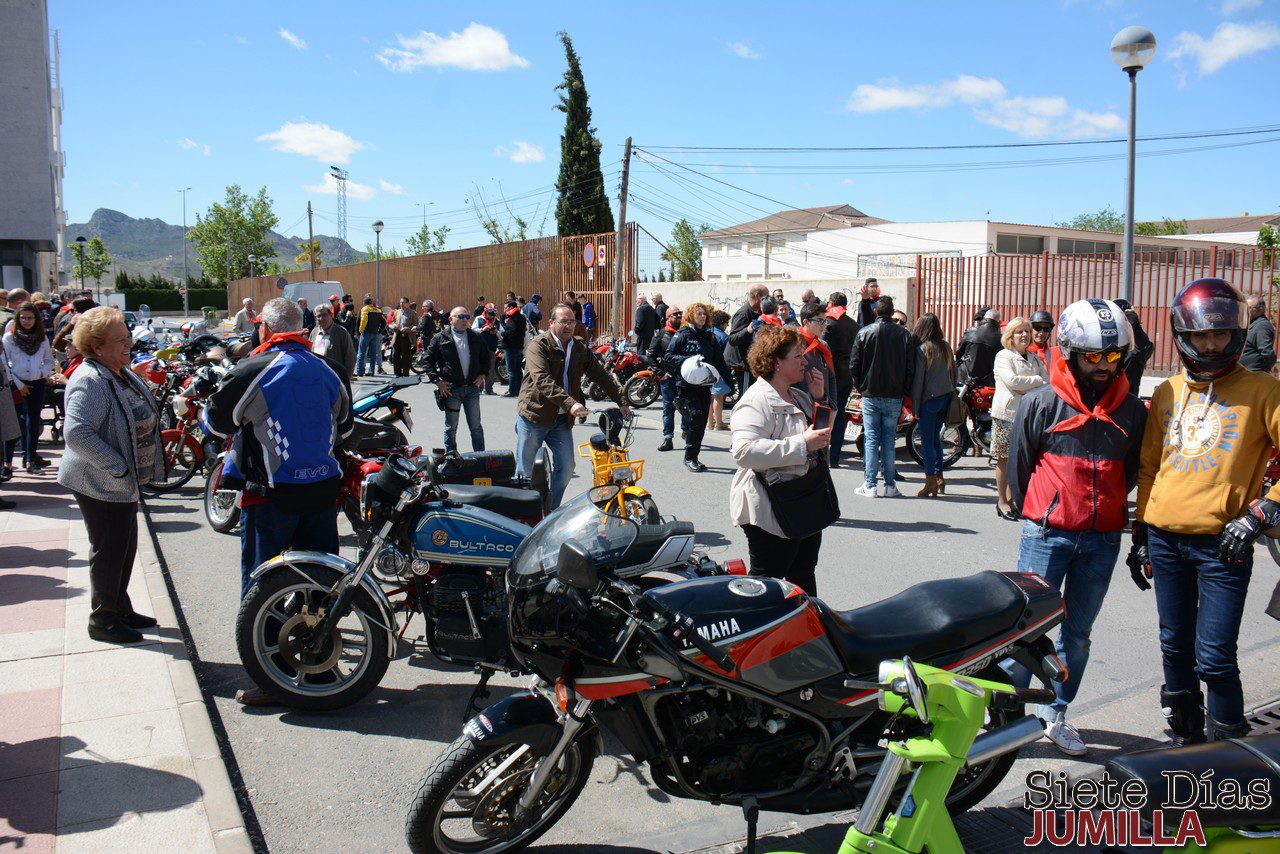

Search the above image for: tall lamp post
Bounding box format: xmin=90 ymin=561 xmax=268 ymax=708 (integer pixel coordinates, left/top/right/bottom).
xmin=1111 ymin=26 xmax=1157 ymax=305
xmin=178 ymin=187 xmax=191 ymax=318
xmin=248 ymin=253 xmax=257 ymax=281
xmin=74 ymin=235 xmax=86 ymax=291
xmin=372 ymin=220 xmax=384 ymax=306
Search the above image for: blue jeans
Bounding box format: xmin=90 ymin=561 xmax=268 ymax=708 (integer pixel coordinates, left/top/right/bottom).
xmin=516 ymin=413 xmax=577 ymax=509
xmin=660 ymin=376 xmax=678 ymax=440
xmin=239 ymin=502 xmax=339 ymax=596
xmin=357 ymin=332 xmax=382 ymax=374
xmin=7 ymin=378 xmax=46 ymax=466
xmin=915 ymin=393 xmax=951 ymax=476
xmin=503 ymin=346 xmax=524 ymax=396
xmin=861 ymin=396 xmax=902 ymax=488
xmin=829 ymin=383 xmax=853 ymax=466
xmin=1004 ymin=523 xmax=1121 ymax=715
xmin=1149 ymin=526 xmax=1252 ymax=725
xmin=442 ymin=383 xmax=484 ymax=454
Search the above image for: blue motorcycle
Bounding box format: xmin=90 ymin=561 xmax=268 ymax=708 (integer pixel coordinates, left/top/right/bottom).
xmin=234 ymin=451 xmax=720 ymax=711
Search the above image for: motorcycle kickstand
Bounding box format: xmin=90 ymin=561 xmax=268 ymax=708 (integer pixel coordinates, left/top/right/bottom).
xmin=741 ymin=795 xmax=759 ymax=854
xmin=462 ymin=668 xmax=494 ymax=721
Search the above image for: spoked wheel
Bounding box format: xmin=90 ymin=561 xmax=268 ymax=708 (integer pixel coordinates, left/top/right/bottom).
xmin=906 ymin=421 xmax=969 ymax=471
xmin=944 ymin=665 xmax=1028 ymax=814
xmin=405 ymin=732 xmax=597 ymax=854
xmin=204 ymin=456 xmax=241 ymax=533
xmin=622 ymin=374 xmax=659 ymax=408
xmin=495 ymin=359 xmax=509 ymax=384
xmin=620 ymin=493 xmax=661 ymax=525
xmin=235 ymin=564 xmax=391 ymax=711
xmin=145 ymin=432 xmax=200 ymax=493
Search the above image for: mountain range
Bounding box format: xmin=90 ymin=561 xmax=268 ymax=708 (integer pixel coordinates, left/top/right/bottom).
xmin=67 ymin=208 xmax=368 ymax=282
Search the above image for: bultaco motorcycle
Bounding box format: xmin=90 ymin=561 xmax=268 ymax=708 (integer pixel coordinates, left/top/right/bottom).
xmin=403 ymin=485 xmax=1067 ymax=853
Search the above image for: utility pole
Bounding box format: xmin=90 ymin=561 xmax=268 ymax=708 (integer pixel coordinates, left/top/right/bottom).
xmin=307 ymin=201 xmax=317 ymax=280
xmin=612 ymin=136 xmax=632 ymax=337
xmin=225 ymin=235 xmax=233 ymax=287
xmin=179 ymin=187 xmax=191 ymax=318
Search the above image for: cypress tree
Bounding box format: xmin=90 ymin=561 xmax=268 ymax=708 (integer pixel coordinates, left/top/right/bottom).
xmin=554 ymin=31 xmax=614 ymax=237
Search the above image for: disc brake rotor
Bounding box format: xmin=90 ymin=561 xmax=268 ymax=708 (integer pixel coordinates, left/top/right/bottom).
xmin=471 ymin=765 xmax=569 ymax=839
xmin=277 ymin=612 xmax=342 ymax=674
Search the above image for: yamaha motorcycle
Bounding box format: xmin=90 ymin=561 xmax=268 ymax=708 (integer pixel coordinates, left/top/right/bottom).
xmin=404 ymin=485 xmax=1066 ymax=853
xmin=235 ymin=454 xmax=722 ymax=712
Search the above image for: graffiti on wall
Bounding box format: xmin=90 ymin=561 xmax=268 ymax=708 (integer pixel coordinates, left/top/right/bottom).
xmin=857 ymin=251 xmax=961 ymax=279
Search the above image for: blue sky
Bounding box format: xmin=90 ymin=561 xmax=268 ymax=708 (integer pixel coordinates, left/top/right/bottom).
xmin=54 ymin=1 xmax=1280 ymax=257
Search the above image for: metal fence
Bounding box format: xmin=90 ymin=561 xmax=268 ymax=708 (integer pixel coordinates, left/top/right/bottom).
xmin=229 ymin=225 xmax=638 ymax=338
xmin=915 ymin=247 xmax=1280 ymax=374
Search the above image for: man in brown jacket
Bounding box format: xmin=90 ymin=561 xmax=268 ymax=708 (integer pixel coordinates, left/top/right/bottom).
xmin=517 ymin=304 xmax=628 ymax=508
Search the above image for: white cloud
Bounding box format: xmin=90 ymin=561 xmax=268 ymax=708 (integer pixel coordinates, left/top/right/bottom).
xmin=1168 ymin=21 xmax=1280 ymax=74
xmin=179 ymin=137 xmax=213 ymax=156
xmin=304 ymin=172 xmax=377 ymax=201
xmin=379 ymin=178 xmax=406 ymax=195
xmin=255 ymin=121 xmax=367 ymax=164
xmin=377 ymin=23 xmax=528 ymax=72
xmin=728 ymin=41 xmax=760 ymax=59
xmin=279 ymin=27 xmax=307 ymax=51
xmin=1221 ymin=0 xmax=1261 ymax=14
xmin=495 ymin=141 xmax=546 ymax=164
xmin=235 ymin=35 xmax=250 ymax=45
xmin=202 ymin=143 xmax=212 ymax=157
xmin=840 ymin=178 xmax=855 ymax=185
xmin=845 ymin=74 xmax=1121 ymax=139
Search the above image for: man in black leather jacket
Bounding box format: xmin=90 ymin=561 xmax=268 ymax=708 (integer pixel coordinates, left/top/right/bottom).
xmin=849 ymin=296 xmax=915 ymax=498
xmin=647 ymin=306 xmax=683 ymax=451
xmin=822 ymin=291 xmax=858 ymax=467
xmin=955 ymin=308 xmax=1003 ymax=386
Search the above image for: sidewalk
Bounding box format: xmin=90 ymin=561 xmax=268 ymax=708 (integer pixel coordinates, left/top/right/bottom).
xmin=0 ymin=457 xmax=251 ymax=853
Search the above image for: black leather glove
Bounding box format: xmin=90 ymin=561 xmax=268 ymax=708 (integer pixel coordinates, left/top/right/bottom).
xmin=1127 ymin=522 xmax=1152 ymax=591
xmin=1219 ymin=498 xmax=1280 ymax=564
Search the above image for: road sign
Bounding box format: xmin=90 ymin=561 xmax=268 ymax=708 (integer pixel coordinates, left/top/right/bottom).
xmin=178 ymin=286 xmax=188 ymax=296
xmin=276 ymin=276 xmax=288 ymax=290
xmin=582 ymin=243 xmax=595 ymax=267
xmin=596 ymin=245 xmax=607 ymax=266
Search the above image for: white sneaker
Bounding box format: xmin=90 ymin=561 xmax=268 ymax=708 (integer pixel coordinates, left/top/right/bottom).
xmin=854 ymin=484 xmax=878 ymax=498
xmin=878 ymin=484 xmax=901 ymax=498
xmin=1042 ymin=711 xmax=1087 ymax=756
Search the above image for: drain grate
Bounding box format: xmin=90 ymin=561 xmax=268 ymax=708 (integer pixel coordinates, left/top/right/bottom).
xmin=1247 ymin=697 xmax=1280 ymax=735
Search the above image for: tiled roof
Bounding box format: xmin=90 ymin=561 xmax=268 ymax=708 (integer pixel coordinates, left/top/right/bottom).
xmin=699 ymin=204 xmax=888 ymax=239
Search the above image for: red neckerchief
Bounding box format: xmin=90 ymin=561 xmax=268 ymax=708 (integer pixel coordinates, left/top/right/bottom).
xmin=825 ymin=305 xmax=847 ymax=320
xmin=250 ymin=331 xmax=313 ymax=357
xmin=800 ymin=328 xmax=834 ymax=373
xmin=63 ymin=355 xmax=84 ymax=378
xmin=504 ymin=306 xmax=519 ymax=318
xmin=1028 ymin=342 xmax=1046 ymax=357
xmin=760 ymin=314 xmax=783 ymax=327
xmin=664 ymin=322 xmax=680 ymax=334
xmin=1046 ymin=347 xmax=1130 ymax=436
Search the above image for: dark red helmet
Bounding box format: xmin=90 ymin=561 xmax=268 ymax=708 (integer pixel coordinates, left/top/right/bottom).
xmin=1170 ymin=277 xmax=1248 ymax=380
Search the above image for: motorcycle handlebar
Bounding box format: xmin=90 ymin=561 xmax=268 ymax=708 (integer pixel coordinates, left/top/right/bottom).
xmin=639 ymin=593 xmax=736 ymax=673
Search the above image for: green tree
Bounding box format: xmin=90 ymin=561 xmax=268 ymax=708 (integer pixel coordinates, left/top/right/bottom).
xmin=1055 ymin=207 xmax=1125 ymax=232
xmin=554 ymin=31 xmax=614 ymax=237
xmin=1136 ymin=217 xmax=1189 ymax=236
xmin=1259 ymin=224 xmax=1279 ymax=265
xmin=405 ymin=223 xmax=451 ymax=255
xmin=186 ymin=185 xmax=280 ymax=284
xmin=114 ymin=270 xmax=132 ymax=290
xmin=659 ymin=219 xmax=710 ymax=281
xmin=74 ymin=237 xmax=111 ymax=292
xmin=364 ymin=242 xmax=404 ymax=260
xmin=467 ymin=184 xmax=536 ymax=244
xmin=295 ymin=240 xmax=323 ymax=268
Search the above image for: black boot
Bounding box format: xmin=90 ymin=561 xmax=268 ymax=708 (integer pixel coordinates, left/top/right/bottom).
xmin=1207 ymin=715 xmax=1250 ymax=742
xmin=1161 ymin=686 xmax=1207 ymax=747
xmin=658 ymin=437 xmax=673 ymax=452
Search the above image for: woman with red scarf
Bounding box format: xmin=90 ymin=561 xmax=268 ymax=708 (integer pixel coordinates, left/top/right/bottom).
xmin=1005 ymin=298 xmax=1147 ymax=757
xmin=794 ymin=301 xmax=834 ymax=411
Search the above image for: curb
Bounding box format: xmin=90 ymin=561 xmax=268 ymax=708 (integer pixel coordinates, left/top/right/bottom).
xmin=135 ymin=505 xmax=255 ymax=854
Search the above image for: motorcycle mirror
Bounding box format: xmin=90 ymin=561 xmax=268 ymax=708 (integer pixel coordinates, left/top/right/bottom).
xmin=901 ymin=657 xmax=930 ymax=725
xmin=556 ymin=539 xmax=598 ymax=590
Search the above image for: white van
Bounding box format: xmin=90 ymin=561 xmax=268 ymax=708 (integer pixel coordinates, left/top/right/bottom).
xmin=282 ymin=281 xmax=343 ymax=308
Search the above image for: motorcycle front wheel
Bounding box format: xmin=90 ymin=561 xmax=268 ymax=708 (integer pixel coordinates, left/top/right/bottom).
xmin=620 ymin=492 xmax=661 ymax=525
xmin=622 ymin=374 xmax=660 ymax=408
xmin=405 ymin=732 xmax=597 ymax=854
xmin=235 ymin=564 xmax=392 ymax=711
xmin=905 ymin=421 xmax=969 ymax=471
xmin=496 ymin=360 xmax=510 ymax=384
xmin=204 ymin=456 xmax=241 ymax=534
xmin=144 ymin=431 xmax=201 ymax=493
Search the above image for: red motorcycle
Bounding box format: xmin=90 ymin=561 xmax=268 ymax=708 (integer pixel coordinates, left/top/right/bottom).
xmin=585 ymin=339 xmax=651 ymax=402
xmin=143 ymin=365 xmax=225 ymax=494
xmin=904 ymin=381 xmax=995 ymax=470
xmin=844 ymin=393 xmax=916 ymax=457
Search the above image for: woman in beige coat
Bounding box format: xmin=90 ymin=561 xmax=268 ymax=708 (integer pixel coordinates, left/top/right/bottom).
xmin=729 ymin=325 xmax=832 ymax=593
xmin=992 ymin=316 xmax=1047 ymax=519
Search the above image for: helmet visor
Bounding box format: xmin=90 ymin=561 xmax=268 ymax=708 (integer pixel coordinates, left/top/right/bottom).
xmin=1171 ymin=296 xmax=1248 ymax=332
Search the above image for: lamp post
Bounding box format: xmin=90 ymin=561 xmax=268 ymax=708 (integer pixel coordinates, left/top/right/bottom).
xmin=178 ymin=187 xmax=191 ymax=318
xmin=248 ymin=253 xmax=256 ymax=280
xmin=1111 ymin=25 xmax=1157 ymax=305
xmin=372 ymin=220 xmax=384 ymax=306
xmin=74 ymin=235 xmax=86 ymax=292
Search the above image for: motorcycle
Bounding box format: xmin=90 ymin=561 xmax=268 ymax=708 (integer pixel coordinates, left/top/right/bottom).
xmin=576 ymin=408 xmax=660 ymax=524
xmin=351 ymin=375 xmax=419 ymax=446
xmin=905 ymin=381 xmax=996 ymax=471
xmin=583 ymin=339 xmax=649 ymax=402
xmin=843 ymin=393 xmax=915 ymax=458
xmin=403 ymin=485 xmax=1067 ymax=853
xmin=146 ymin=365 xmax=225 ymax=493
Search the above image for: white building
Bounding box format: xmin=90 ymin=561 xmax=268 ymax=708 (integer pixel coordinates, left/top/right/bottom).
xmin=699 ymin=205 xmax=1243 ymax=282
xmin=1158 ymin=213 xmax=1279 ymax=247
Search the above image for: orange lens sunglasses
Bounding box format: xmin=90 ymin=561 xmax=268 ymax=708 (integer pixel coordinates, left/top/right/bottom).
xmin=1082 ymin=350 xmax=1123 ymax=364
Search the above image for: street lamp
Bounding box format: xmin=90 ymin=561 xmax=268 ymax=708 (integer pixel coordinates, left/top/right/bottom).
xmin=248 ymin=253 xmax=257 ymax=280
xmin=372 ymin=220 xmax=384 ymax=306
xmin=1111 ymin=25 xmax=1157 ymax=305
xmin=74 ymin=235 xmax=86 ymax=291
xmin=178 ymin=187 xmax=191 ymax=318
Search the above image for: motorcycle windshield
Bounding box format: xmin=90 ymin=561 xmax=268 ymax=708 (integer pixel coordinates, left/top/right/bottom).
xmin=508 ymin=485 xmax=637 ymax=588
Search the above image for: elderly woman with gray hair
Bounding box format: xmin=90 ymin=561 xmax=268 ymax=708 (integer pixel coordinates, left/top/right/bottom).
xmin=57 ymin=306 xmax=165 ymax=643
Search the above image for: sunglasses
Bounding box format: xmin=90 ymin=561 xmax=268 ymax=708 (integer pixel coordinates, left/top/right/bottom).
xmin=1082 ymin=350 xmax=1123 ymax=364
xmin=1032 ymin=325 xmax=1054 ymax=332
xmin=453 ymin=314 xmax=471 ymax=320
xmin=892 ymin=318 xmax=907 ymax=326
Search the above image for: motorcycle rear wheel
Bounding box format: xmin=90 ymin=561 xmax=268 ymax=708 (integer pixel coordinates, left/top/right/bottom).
xmin=144 ymin=432 xmax=201 ymax=493
xmin=204 ymin=456 xmax=241 ymax=534
xmin=622 ymin=374 xmax=660 ymax=408
xmin=905 ymin=421 xmax=969 ymax=471
xmin=405 ymin=732 xmax=596 ymax=854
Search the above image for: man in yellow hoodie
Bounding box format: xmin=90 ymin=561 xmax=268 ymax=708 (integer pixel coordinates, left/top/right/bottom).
xmin=1129 ymin=277 xmax=1280 ymax=745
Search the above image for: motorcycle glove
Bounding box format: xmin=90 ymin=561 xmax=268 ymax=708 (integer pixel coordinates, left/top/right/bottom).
xmin=1218 ymin=498 xmax=1280 ymax=564
xmin=1127 ymin=522 xmax=1152 ymax=592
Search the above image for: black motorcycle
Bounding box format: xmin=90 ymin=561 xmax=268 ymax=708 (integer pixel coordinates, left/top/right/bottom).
xmin=405 ymin=485 xmax=1067 ymax=853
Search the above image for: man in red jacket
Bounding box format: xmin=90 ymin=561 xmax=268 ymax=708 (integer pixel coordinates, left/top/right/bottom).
xmin=1006 ymin=299 xmax=1147 ymax=756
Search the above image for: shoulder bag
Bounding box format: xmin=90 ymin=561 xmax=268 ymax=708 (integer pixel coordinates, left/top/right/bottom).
xmin=759 ymin=389 xmax=840 ymax=539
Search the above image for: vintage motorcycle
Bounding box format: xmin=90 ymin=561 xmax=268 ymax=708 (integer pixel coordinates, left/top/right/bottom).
xmin=403 ymin=485 xmax=1066 ymax=853
xmin=582 ymin=339 xmax=649 ymax=402
xmin=577 ymin=408 xmax=660 ymax=524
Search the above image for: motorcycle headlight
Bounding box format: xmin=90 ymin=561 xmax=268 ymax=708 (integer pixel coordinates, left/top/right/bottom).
xmin=172 ymin=396 xmax=191 ymax=418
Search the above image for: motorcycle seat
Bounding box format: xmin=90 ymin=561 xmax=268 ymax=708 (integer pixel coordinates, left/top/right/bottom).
xmin=343 ymin=417 xmax=400 ymax=452
xmin=1107 ymin=735 xmax=1280 ymax=829
xmin=445 ymin=484 xmax=544 ymax=519
xmin=813 ymin=571 xmax=1024 ymax=676
xmin=618 ymin=520 xmax=695 ymax=568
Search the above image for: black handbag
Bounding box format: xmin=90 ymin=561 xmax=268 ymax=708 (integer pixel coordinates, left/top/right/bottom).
xmin=762 ymin=456 xmax=840 ymax=540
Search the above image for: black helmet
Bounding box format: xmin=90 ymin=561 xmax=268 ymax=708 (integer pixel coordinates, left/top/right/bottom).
xmin=1170 ymin=277 xmax=1248 ymax=380
xmin=1029 ymin=310 xmax=1054 ymax=327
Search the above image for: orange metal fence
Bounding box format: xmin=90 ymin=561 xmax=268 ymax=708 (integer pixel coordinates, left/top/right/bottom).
xmin=915 ymin=247 xmax=1280 ymax=374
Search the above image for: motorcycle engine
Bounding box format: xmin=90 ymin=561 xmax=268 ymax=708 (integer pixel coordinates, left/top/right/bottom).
xmin=429 ymin=569 xmax=511 ymax=667
xmin=656 ymin=689 xmax=817 ymax=798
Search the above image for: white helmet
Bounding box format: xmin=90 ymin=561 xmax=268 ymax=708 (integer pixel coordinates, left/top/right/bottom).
xmin=680 ymin=354 xmax=721 ymax=386
xmin=1056 ymin=298 xmax=1133 ymax=358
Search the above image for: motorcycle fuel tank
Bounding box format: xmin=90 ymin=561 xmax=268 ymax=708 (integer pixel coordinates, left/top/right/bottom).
xmin=412 ymin=503 xmax=532 ymax=568
xmin=646 ymin=576 xmax=843 ymax=693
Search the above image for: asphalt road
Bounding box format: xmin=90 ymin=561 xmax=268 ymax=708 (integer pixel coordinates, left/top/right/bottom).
xmin=141 ymin=374 xmax=1280 ymax=853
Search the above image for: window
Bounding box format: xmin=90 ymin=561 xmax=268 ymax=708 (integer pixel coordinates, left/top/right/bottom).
xmin=726 ymin=241 xmax=744 ymax=257
xmin=1059 ymin=238 xmax=1117 ymax=255
xmin=746 ymin=239 xmax=765 ymax=255
xmin=767 ymin=273 xmax=788 ymax=279
xmin=1135 ymin=244 xmax=1178 ymax=263
xmin=996 ymin=233 xmax=1045 ymax=254
xmin=704 ymin=242 xmax=722 ymax=257
xmin=768 ymin=237 xmax=788 ymax=254
xmin=705 ymin=274 xmax=722 ymax=281
xmin=725 ymin=274 xmax=743 ymax=281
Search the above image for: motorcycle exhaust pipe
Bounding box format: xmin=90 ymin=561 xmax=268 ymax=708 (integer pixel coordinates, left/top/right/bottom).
xmin=965 ymin=715 xmax=1045 ymax=768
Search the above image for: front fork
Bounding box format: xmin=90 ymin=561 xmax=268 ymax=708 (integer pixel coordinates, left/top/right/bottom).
xmin=514 ymin=698 xmax=593 ymax=821
xmin=306 ymin=515 xmax=396 ymax=651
